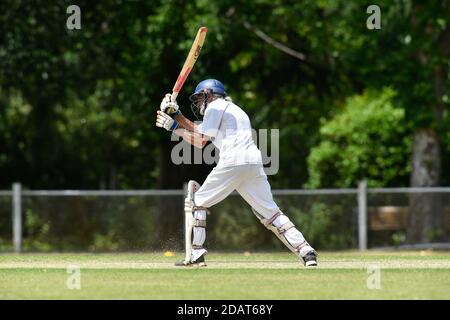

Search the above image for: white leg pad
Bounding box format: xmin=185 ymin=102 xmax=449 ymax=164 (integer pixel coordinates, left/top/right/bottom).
xmin=191 ymin=209 xmax=207 ymax=262
xmin=252 ymin=209 xmax=315 ymax=258
xmin=273 ymin=215 xmax=314 ymax=257
xmin=184 ymin=180 xmax=201 ymax=263
xmin=184 ymin=180 xmax=209 ymax=264
xmin=184 ymin=204 xmax=194 ymax=263
xmin=192 ymin=210 xmax=207 ymax=246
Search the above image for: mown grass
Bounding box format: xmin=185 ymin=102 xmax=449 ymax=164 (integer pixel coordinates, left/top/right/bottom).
xmin=0 ymin=251 xmax=449 ymax=299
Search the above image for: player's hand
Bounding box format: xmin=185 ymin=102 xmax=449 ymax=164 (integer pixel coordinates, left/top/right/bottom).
xmin=156 ymin=111 xmax=178 ymax=131
xmin=160 ymin=93 xmax=180 ymax=116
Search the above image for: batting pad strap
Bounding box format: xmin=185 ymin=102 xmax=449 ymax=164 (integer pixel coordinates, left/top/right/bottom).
xmin=278 ymin=221 xmax=295 ymax=234
xmin=193 ymin=206 xmax=210 ymax=214
xmin=192 ymin=245 xmax=204 ymax=250
xmin=263 ymin=212 xmax=281 ymax=228
xmin=295 ymin=241 xmax=309 ymax=253
xmin=194 ymin=219 xmax=206 ymax=228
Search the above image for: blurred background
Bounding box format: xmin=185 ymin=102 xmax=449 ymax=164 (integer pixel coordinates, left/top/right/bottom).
xmin=0 ymin=0 xmax=449 ymax=252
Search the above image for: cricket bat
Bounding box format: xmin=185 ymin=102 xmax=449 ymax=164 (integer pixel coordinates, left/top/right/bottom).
xmin=171 ymin=27 xmax=208 ymax=102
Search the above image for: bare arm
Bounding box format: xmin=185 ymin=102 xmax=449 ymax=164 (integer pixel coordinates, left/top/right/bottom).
xmin=173 ymin=112 xmax=207 ymax=148
xmin=174 ymin=113 xmax=199 ymax=132
xmin=173 ymin=128 xmax=209 ymax=149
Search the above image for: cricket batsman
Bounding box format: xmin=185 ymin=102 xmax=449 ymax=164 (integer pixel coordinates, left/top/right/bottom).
xmin=156 ymin=79 xmax=318 ymax=267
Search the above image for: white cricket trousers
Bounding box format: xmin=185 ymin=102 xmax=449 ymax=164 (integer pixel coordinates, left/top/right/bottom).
xmin=194 ymin=164 xmax=279 ymax=220
xmin=193 ymin=164 xmax=314 ymax=258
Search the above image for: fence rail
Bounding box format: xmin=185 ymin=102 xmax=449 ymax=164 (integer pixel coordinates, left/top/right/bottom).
xmin=368 ymin=187 xmax=450 ymax=194
xmin=20 ymin=190 xmax=185 ymax=196
xmin=2 ymin=181 xmax=450 ymax=253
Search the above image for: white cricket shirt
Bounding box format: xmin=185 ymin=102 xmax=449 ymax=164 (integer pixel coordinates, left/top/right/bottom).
xmin=198 ymin=98 xmax=263 ymax=168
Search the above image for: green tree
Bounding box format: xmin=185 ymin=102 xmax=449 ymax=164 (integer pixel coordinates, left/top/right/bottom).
xmin=350 ymin=1 xmax=450 ymax=242
xmin=307 ymin=88 xmax=411 ymax=188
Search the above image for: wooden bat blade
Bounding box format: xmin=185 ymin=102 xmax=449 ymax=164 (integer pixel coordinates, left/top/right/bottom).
xmin=172 ymin=27 xmax=208 ymax=100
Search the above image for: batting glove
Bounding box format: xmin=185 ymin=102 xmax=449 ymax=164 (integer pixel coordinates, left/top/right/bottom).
xmin=156 ymin=111 xmax=178 ymax=131
xmin=160 ymin=93 xmax=180 ymax=116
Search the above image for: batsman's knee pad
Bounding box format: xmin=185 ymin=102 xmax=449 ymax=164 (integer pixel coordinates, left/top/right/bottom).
xmin=252 ymin=208 xmax=313 ymax=256
xmin=184 ymin=180 xmax=201 ymax=213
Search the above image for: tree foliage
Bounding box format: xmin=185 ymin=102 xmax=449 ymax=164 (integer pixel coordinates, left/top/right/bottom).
xmin=0 ymin=0 xmax=449 ymax=249
xmin=0 ymin=0 xmax=448 ymax=190
xmin=307 ymin=88 xmax=412 ymax=188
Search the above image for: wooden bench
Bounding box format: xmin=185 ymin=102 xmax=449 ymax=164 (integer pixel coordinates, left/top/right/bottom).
xmin=368 ymin=206 xmax=450 ymax=231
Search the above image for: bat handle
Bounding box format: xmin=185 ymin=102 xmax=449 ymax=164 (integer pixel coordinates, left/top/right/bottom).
xmin=171 ymin=92 xmax=179 ymax=102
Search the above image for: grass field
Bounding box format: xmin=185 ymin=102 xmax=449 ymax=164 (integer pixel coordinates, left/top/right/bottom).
xmin=0 ymin=251 xmax=449 ymax=299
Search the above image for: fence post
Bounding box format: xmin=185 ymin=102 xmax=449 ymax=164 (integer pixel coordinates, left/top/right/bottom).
xmin=12 ymin=182 xmax=22 ymax=253
xmin=358 ymin=180 xmax=368 ymax=251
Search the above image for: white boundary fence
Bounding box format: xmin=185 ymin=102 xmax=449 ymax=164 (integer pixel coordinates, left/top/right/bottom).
xmin=2 ymin=181 xmax=450 ymax=253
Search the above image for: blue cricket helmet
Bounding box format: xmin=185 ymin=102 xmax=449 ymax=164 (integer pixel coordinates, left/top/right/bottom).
xmin=189 ymin=79 xmax=227 ymax=101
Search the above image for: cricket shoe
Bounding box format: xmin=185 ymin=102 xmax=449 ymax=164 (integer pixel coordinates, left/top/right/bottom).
xmin=174 ymin=255 xmax=207 ymax=267
xmin=302 ymin=250 xmax=318 ymax=267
